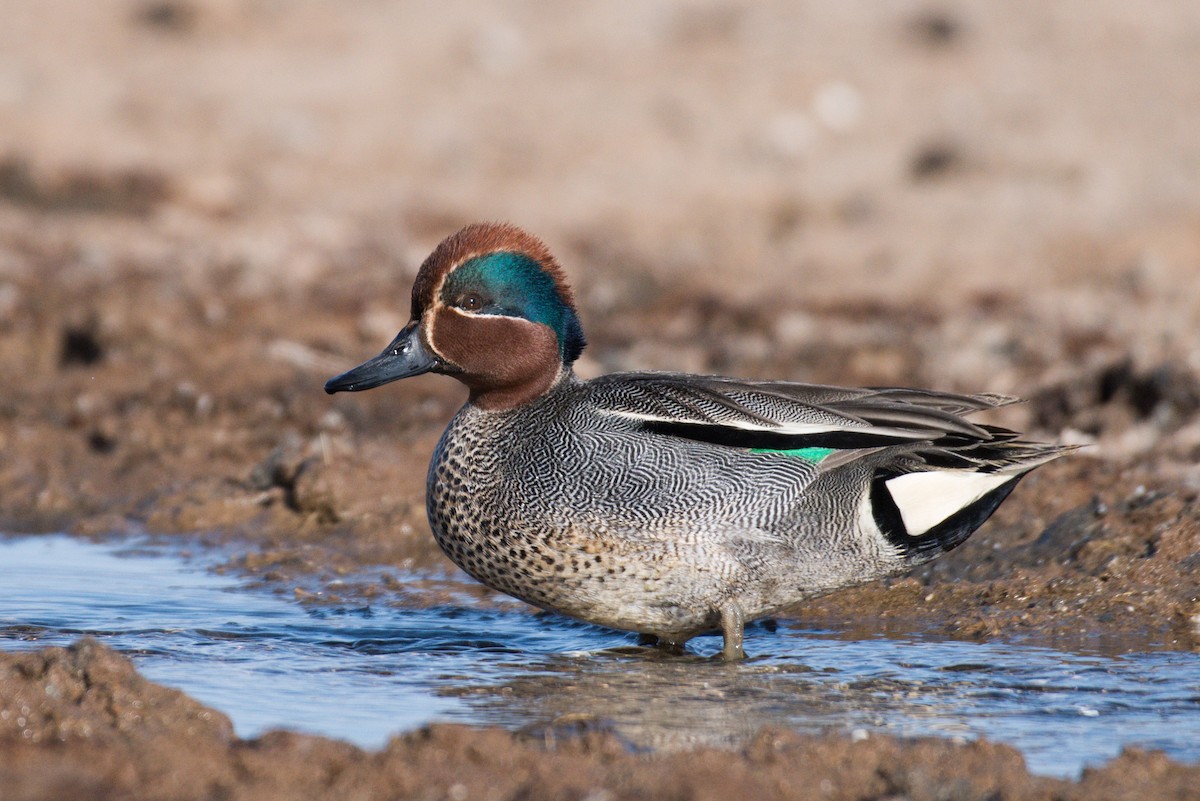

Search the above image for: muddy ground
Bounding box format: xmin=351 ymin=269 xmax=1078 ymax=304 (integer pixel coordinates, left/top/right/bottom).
xmin=3 ymin=640 xmax=1197 ymax=801
xmin=2 ymin=1 xmax=1200 ymax=798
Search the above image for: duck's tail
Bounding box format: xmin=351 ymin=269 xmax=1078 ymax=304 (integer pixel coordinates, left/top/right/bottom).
xmin=870 ymin=436 xmax=1078 ymax=561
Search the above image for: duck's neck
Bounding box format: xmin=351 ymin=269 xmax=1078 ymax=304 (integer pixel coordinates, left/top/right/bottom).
xmin=466 ymin=363 xmax=575 ymax=412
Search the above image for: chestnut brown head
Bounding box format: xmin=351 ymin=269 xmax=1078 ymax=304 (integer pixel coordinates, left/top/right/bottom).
xmin=325 ymin=223 xmax=586 ymax=410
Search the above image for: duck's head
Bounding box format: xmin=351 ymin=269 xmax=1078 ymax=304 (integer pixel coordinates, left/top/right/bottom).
xmin=324 ymin=223 xmax=586 ymax=410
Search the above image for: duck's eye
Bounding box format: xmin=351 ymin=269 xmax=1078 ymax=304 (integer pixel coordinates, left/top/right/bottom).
xmin=456 ymin=293 xmax=485 ymax=311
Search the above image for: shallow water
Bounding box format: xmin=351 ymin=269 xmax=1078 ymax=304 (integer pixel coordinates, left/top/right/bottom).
xmin=2 ymin=534 xmax=1197 ymax=778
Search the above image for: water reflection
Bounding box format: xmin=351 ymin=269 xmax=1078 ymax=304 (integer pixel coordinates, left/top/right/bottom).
xmin=435 ymin=631 xmax=1195 ymax=769
xmin=1 ymin=534 xmax=1198 ymax=778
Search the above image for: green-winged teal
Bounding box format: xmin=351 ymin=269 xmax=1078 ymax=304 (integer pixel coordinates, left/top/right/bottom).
xmin=325 ymin=223 xmax=1070 ymax=659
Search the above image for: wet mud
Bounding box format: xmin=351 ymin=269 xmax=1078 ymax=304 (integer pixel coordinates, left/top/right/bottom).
xmin=2 ymin=1 xmax=1200 ymax=798
xmin=2 ymin=640 xmax=1198 ymax=801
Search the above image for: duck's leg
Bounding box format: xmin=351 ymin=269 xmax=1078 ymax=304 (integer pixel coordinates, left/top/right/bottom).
xmin=639 ymin=632 xmax=686 ymax=655
xmin=719 ymin=601 xmax=746 ymax=661
xmin=657 ymin=637 xmax=686 ymax=656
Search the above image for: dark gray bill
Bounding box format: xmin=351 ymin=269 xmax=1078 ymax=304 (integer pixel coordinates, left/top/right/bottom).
xmin=324 ymin=322 xmax=438 ymax=393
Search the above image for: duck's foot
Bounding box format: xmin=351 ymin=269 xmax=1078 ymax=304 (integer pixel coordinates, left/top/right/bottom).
xmin=658 ymin=637 xmax=686 ymax=656
xmin=719 ymin=601 xmax=747 ymax=661
xmin=637 ymin=633 xmax=686 ymax=655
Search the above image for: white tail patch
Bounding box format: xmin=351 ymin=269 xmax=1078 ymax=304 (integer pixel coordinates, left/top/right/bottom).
xmin=884 ymin=471 xmax=1015 ymax=537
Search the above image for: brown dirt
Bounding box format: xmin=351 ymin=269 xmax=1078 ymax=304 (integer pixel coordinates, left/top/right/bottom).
xmin=2 ymin=640 xmax=1197 ymax=801
xmin=2 ymin=1 xmax=1199 ymax=798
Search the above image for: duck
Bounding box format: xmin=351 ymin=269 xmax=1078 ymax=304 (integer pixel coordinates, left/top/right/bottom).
xmin=325 ymin=223 xmax=1070 ymax=660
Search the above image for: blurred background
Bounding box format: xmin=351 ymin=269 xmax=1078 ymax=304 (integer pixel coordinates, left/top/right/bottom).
xmin=4 ymin=0 xmax=1199 ymax=293
xmin=2 ymin=0 xmax=1199 ymax=534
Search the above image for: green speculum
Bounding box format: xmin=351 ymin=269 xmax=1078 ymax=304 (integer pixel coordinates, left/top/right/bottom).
xmin=749 ymin=446 xmax=836 ymax=463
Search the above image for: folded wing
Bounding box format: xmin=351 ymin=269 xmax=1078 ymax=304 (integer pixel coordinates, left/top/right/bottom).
xmin=586 ymin=371 xmax=1020 ymax=453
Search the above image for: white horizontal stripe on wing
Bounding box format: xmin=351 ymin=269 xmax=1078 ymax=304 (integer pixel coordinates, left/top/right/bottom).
xmin=597 ymin=408 xmax=930 ymax=441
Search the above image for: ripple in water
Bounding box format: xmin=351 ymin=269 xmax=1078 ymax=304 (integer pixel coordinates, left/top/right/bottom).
xmin=2 ymin=534 xmax=1197 ymax=778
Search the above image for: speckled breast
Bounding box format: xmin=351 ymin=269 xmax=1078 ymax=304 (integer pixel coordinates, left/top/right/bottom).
xmin=422 ymin=399 xmax=724 ymax=636
xmin=424 ymin=403 xmax=596 ymax=615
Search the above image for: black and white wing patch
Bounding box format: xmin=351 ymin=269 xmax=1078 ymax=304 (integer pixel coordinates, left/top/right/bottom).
xmin=869 ymin=469 xmax=1022 ymax=558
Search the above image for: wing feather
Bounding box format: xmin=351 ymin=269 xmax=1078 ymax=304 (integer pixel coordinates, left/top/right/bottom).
xmin=585 ymin=372 xmax=1018 ymax=453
